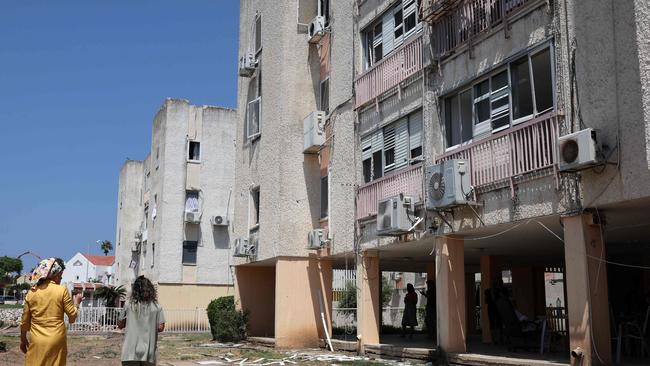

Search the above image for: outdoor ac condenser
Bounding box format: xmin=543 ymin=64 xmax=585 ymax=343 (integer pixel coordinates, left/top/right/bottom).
xmin=303 ymin=111 xmax=326 ymax=154
xmin=211 ymin=215 xmax=229 ymax=227
xmin=308 ymin=15 xmax=326 ymax=43
xmin=184 ymin=211 xmax=201 ymax=224
xmin=376 ymin=194 xmax=415 ymax=236
xmin=558 ymin=128 xmax=602 ymax=171
xmin=238 ymin=52 xmax=257 ymax=77
xmin=425 ymin=159 xmax=470 ymax=210
xmin=307 ymin=229 xmax=325 ymax=250
xmin=233 ymin=238 xmax=250 ymax=257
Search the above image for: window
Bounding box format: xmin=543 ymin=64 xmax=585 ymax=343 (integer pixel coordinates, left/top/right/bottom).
xmin=188 ymin=141 xmax=200 ymax=161
xmin=254 ymin=13 xmax=262 ymax=54
xmin=185 ymin=191 xmax=200 ymax=213
xmin=320 ymin=0 xmax=330 ymax=27
xmin=155 ymin=147 xmax=160 ymax=170
xmin=247 ymin=97 xmax=261 ymax=139
xmin=320 ymin=175 xmax=328 ymax=219
xmin=182 ymin=241 xmax=198 ymax=265
xmin=442 ymin=45 xmax=555 ymax=148
xmin=320 ymin=78 xmax=329 ymax=114
xmin=251 ymin=187 xmax=260 ymax=226
xmin=151 ymin=243 xmax=155 ymax=268
xmin=362 ymin=0 xmax=420 ymax=69
xmin=144 ymin=204 xmax=149 ymax=229
xmin=361 ymin=109 xmax=422 ymax=182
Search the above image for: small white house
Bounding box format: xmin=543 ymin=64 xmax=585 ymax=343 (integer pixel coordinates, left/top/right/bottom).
xmin=62 ymin=253 xmax=116 ymax=285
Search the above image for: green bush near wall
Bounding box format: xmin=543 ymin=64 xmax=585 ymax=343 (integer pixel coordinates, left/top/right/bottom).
xmin=206 ymin=296 xmax=248 ymax=342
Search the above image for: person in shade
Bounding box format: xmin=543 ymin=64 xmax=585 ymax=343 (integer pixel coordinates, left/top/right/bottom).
xmin=20 ymin=257 xmax=84 ymax=366
xmin=419 ymin=279 xmax=436 ymax=340
xmin=118 ymin=275 xmax=165 ymax=366
xmin=401 ymin=283 xmax=418 ymax=339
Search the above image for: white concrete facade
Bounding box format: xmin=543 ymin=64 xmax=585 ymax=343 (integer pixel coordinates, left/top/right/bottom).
xmin=115 ymin=98 xmax=237 ymax=309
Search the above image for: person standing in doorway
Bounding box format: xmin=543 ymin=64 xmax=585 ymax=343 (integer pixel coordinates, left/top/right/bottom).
xmin=401 ymin=283 xmax=418 ymax=339
xmin=117 ymin=276 xmax=165 ymax=366
xmin=420 ymin=280 xmax=436 ymax=340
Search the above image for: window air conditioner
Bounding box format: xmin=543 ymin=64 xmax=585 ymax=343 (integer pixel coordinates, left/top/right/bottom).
xmin=308 ymin=15 xmax=326 ymax=43
xmin=303 ymin=111 xmax=326 ymax=154
xmin=377 ymin=194 xmax=415 ymax=236
xmin=558 ymin=128 xmax=602 ymax=171
xmin=211 ymin=215 xmax=229 ymax=227
xmin=130 ymin=243 xmax=140 ymax=253
xmin=141 ymin=230 xmax=148 ymax=242
xmin=426 ymin=159 xmax=470 ymax=210
xmin=134 ymin=231 xmax=142 ymax=241
xmin=307 ymin=229 xmax=325 ymax=250
xmin=184 ymin=211 xmax=201 ymax=224
xmin=238 ymin=52 xmax=257 ymax=77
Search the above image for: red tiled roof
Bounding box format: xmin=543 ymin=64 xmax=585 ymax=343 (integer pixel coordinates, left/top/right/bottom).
xmin=82 ymin=254 xmax=115 ymax=266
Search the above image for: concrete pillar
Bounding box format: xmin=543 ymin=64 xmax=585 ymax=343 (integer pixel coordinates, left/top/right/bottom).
xmin=426 ymin=261 xmax=436 ymax=281
xmin=358 ymin=250 xmax=380 ymax=347
xmin=479 ymin=255 xmax=496 ymax=344
xmin=234 ymin=265 xmax=275 ymax=337
xmin=563 ymin=214 xmax=611 ymax=366
xmin=274 ymin=257 xmax=332 ymax=348
xmin=436 ymin=236 xmax=466 ymax=353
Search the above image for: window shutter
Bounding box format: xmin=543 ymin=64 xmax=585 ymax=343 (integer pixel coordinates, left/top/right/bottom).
xmin=393 ymin=118 xmax=409 ymax=170
xmin=361 ymin=129 xmax=383 ymax=161
xmin=382 ymin=10 xmax=395 ymax=55
xmin=408 ymin=110 xmax=422 ymax=154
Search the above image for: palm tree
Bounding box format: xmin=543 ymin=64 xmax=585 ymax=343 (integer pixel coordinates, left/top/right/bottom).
xmin=95 ymin=285 xmax=126 ymax=307
xmin=100 ymin=240 xmax=113 ymax=256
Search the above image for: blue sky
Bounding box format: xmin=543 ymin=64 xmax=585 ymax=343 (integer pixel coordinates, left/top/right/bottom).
xmin=0 ymin=1 xmax=240 ymax=272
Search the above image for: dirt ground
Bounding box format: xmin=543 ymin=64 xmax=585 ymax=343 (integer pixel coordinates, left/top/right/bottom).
xmin=0 ymin=332 xmax=407 ymax=366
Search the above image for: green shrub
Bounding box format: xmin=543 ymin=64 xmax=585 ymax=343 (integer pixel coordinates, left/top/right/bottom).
xmin=206 ymin=296 xmax=248 ymax=342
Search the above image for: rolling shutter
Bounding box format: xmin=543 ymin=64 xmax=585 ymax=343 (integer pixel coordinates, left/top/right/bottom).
xmin=382 ymin=10 xmax=395 ymax=55
xmin=408 ymin=110 xmax=423 ymax=157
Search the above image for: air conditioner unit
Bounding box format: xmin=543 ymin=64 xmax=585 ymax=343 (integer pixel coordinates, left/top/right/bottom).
xmin=134 ymin=231 xmax=142 ymax=241
xmin=130 ymin=242 xmax=140 ymax=253
xmin=426 ymin=159 xmax=470 ymax=210
xmin=233 ymin=237 xmax=250 ymax=257
xmin=307 ymin=229 xmax=325 ymax=250
xmin=377 ymin=194 xmax=415 ymax=236
xmin=184 ymin=211 xmax=201 ymax=224
xmin=233 ymin=237 xmax=257 ymax=258
xmin=303 ymin=111 xmax=326 ymax=154
xmin=141 ymin=229 xmax=148 ymax=242
xmin=308 ymin=15 xmax=326 ymax=43
xmin=238 ymin=52 xmax=257 ymax=77
xmin=211 ymin=215 xmax=229 ymax=227
xmin=558 ymin=128 xmax=602 ymax=171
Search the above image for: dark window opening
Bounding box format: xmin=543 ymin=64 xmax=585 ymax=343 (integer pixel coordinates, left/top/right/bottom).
xmin=320 ymin=78 xmax=329 ymax=114
xmin=394 ymin=10 xmax=404 ymax=39
xmin=363 ymin=158 xmax=372 ymax=183
xmin=511 ymin=57 xmax=533 ymax=120
xmin=372 ymin=151 xmax=383 ymax=180
xmin=531 ymin=48 xmax=553 ymax=113
xmin=188 ymin=141 xmax=200 ymax=161
xmin=320 ymin=175 xmax=328 ymax=219
xmin=255 ymin=14 xmax=262 ymax=54
xmin=384 ymin=148 xmax=395 ymax=168
xmin=410 ymin=146 xmax=422 ymax=160
xmin=252 ymin=188 xmax=260 ymax=225
xmin=182 ymin=241 xmax=197 ymax=265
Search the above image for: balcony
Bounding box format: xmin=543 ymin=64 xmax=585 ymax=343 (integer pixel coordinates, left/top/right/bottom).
xmin=436 ymin=112 xmax=561 ymax=196
xmin=354 ymin=34 xmax=423 ymax=109
xmin=429 ymin=0 xmax=533 ymax=58
xmin=356 ymin=163 xmax=424 ymax=220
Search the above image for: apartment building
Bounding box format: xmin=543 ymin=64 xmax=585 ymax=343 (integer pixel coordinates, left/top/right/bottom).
xmin=232 ymin=0 xmax=357 ymax=348
xmin=115 ymin=98 xmax=237 ymax=310
xmin=230 ymin=0 xmax=650 ymax=364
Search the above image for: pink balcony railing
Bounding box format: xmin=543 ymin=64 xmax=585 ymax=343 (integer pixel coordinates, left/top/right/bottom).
xmin=354 ymin=34 xmax=423 ymax=109
xmin=436 ymin=112 xmax=561 ymax=196
xmin=431 ymin=0 xmax=532 ymax=58
xmin=356 ymin=164 xmax=424 ymax=220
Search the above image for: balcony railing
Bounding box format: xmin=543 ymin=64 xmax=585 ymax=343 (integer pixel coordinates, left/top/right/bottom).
xmin=436 ymin=112 xmax=561 ymax=196
xmin=354 ymin=34 xmax=423 ymax=109
xmin=430 ymin=0 xmax=532 ymax=58
xmin=356 ymin=163 xmax=424 ymax=220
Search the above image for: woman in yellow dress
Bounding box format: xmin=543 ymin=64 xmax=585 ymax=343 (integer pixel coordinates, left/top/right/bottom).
xmin=20 ymin=258 xmax=83 ymax=366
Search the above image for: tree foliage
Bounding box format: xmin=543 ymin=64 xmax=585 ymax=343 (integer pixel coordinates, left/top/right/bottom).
xmin=0 ymin=257 xmax=23 ymax=281
xmin=381 ymin=276 xmax=394 ymax=307
xmin=94 ymin=285 xmax=126 ymax=306
xmin=206 ymin=296 xmax=248 ymax=342
xmin=100 ymin=240 xmax=113 ymax=255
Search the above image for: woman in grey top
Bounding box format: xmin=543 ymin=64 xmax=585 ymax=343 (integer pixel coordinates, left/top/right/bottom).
xmin=117 ymin=276 xmax=165 ymax=366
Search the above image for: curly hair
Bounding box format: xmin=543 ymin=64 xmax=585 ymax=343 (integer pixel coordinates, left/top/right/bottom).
xmin=130 ymin=275 xmax=157 ymax=305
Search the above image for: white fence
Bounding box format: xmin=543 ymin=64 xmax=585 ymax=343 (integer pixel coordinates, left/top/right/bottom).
xmin=65 ymin=307 xmax=210 ymax=334
xmin=332 ymin=307 xmax=426 ymax=330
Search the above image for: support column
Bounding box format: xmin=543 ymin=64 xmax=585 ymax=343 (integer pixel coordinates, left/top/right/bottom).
xmin=426 ymin=261 xmax=436 ymax=281
xmin=436 ymin=236 xmax=466 ymax=353
xmin=479 ymin=255 xmax=496 ymax=344
xmin=563 ymin=214 xmax=611 ymax=366
xmin=358 ymin=250 xmax=380 ymax=348
xmin=275 ymin=257 xmax=332 ymax=348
